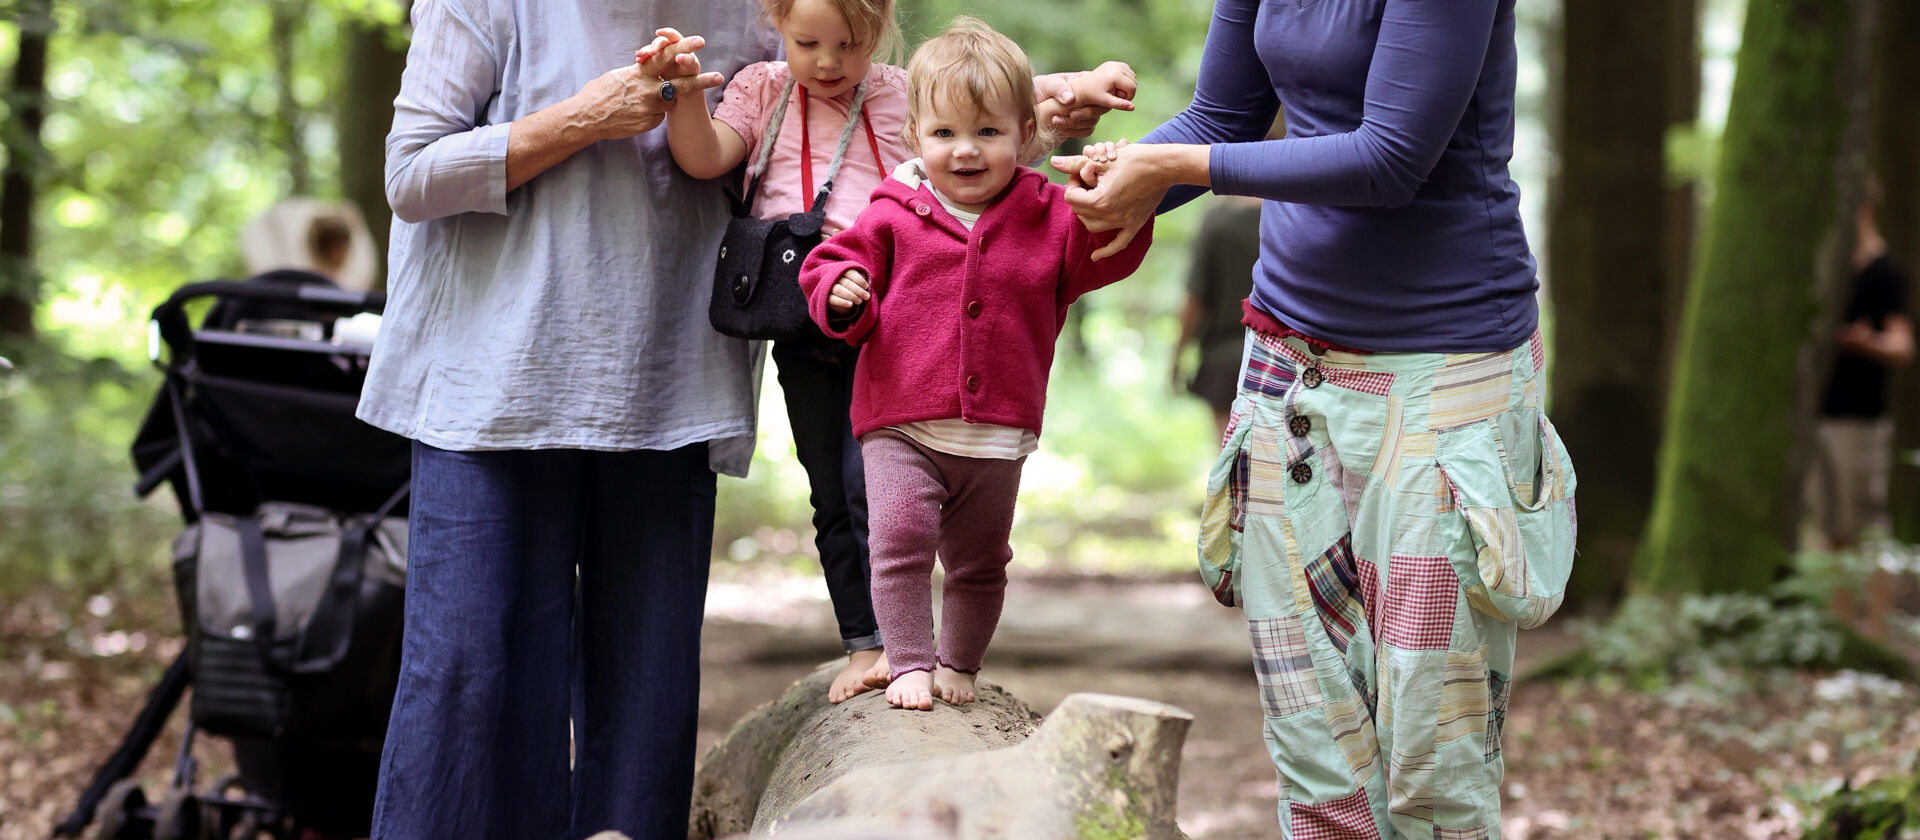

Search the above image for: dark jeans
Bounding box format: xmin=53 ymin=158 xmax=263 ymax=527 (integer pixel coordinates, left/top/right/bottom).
xmin=370 ymin=442 xmax=715 ymax=840
xmin=772 ymin=339 xmax=880 ymax=652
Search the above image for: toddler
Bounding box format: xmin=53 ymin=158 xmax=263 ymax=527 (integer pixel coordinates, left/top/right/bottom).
xmin=658 ymin=0 xmax=912 ymax=704
xmin=799 ymin=17 xmax=1153 ymax=710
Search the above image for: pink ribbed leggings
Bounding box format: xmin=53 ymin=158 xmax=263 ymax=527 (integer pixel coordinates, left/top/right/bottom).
xmin=860 ymin=429 xmax=1026 ymax=679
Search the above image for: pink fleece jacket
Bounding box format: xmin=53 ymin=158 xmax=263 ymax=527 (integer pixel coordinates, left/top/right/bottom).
xmin=800 ymin=166 xmax=1154 ymax=438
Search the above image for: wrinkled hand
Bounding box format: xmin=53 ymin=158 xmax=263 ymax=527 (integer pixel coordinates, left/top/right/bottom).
xmin=1053 ymin=141 xmax=1161 ymax=261
xmin=828 ymin=270 xmax=871 ymax=312
xmin=570 ymin=28 xmax=722 ymax=142
xmin=1034 ymin=61 xmax=1137 ymax=140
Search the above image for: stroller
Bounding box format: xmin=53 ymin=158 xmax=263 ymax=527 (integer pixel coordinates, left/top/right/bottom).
xmin=56 ymin=271 xmax=411 ymax=840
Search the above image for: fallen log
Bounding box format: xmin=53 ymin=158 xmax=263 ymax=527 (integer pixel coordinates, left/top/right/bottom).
xmin=689 ymin=662 xmax=1194 ymax=840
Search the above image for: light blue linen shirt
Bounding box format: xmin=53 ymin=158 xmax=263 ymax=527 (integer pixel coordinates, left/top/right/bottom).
xmin=357 ymin=0 xmax=780 ymax=475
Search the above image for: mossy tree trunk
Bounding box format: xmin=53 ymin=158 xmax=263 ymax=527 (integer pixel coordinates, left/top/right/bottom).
xmin=1549 ymin=0 xmax=1698 ymax=611
xmin=338 ymin=3 xmax=412 ymax=288
xmin=1633 ymin=0 xmax=1877 ymax=594
xmin=0 ymin=0 xmax=52 ymax=343
xmin=1872 ymin=0 xmax=1920 ymax=541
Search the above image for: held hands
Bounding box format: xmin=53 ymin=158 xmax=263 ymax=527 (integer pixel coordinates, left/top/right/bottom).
xmin=568 ymin=28 xmax=722 ymax=142
xmin=1034 ymin=61 xmax=1138 ymax=139
xmin=828 ymin=270 xmax=871 ymax=313
xmin=1052 ymin=139 xmax=1155 ymax=261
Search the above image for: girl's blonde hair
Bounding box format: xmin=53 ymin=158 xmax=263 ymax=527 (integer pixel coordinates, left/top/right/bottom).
xmin=904 ymin=16 xmax=1055 ymax=163
xmin=763 ymin=0 xmax=905 ymax=65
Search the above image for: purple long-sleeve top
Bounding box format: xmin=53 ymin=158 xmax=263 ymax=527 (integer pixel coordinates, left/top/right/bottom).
xmin=1143 ymin=0 xmax=1537 ymax=353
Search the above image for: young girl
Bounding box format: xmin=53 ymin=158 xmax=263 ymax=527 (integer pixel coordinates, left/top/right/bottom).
xmin=658 ymin=0 xmax=911 ymax=705
xmin=799 ymin=17 xmax=1154 ymax=711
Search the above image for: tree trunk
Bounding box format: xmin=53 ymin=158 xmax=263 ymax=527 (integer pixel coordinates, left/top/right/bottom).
xmin=271 ymin=0 xmax=313 ymax=197
xmin=1548 ymin=0 xmax=1698 ymax=611
xmin=690 ymin=664 xmax=1194 ymax=840
xmin=0 ymin=0 xmax=52 ymax=342
xmin=1633 ymin=0 xmax=1878 ymax=594
xmin=338 ymin=6 xmax=411 ymax=287
xmin=1872 ymin=0 xmax=1920 ymax=540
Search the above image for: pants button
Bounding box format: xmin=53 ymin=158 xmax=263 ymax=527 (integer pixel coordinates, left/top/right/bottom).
xmin=1301 ymin=365 xmax=1324 ymax=389
xmin=1288 ymin=415 xmax=1311 ymax=437
xmin=1289 ymin=462 xmax=1313 ymax=484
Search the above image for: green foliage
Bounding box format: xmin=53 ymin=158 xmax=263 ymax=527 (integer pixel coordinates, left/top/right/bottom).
xmin=1575 ymin=548 xmax=1915 ymax=690
xmin=1803 ymin=764 xmax=1920 ymax=840
xmin=0 ymin=342 xmax=177 ymax=605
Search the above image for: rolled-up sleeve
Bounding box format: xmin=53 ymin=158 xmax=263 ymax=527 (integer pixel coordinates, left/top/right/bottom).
xmin=385 ymin=0 xmax=511 ymax=223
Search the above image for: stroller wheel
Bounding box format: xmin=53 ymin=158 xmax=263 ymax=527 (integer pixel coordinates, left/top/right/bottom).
xmin=153 ymin=789 xmax=201 ymax=840
xmin=89 ymin=779 xmax=149 ymax=840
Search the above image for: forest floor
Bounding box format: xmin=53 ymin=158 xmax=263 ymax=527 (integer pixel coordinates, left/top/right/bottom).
xmin=3 ymin=564 xmax=1918 ymax=839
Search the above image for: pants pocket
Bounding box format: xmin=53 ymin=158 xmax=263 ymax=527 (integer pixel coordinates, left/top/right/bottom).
xmin=1198 ymin=412 xmax=1253 ymax=607
xmin=1436 ymin=410 xmax=1578 ymax=629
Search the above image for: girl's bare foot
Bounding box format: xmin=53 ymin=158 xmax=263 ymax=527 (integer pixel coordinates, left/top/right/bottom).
xmin=886 ymin=669 xmax=935 ymax=710
xmin=860 ymin=649 xmax=892 ymax=689
xmin=830 ymin=649 xmax=883 ymax=703
xmin=932 ymin=667 xmax=977 ymax=705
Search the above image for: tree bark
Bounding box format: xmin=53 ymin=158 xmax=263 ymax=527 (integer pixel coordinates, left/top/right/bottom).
xmin=0 ymin=0 xmax=52 ymax=342
xmin=690 ymin=664 xmax=1194 ymax=840
xmin=1633 ymin=0 xmax=1878 ymax=594
xmin=1548 ymin=0 xmax=1698 ymax=611
xmin=338 ymin=6 xmax=411 ymax=287
xmin=270 ymin=0 xmax=312 ymax=197
xmin=1871 ymin=0 xmax=1920 ymax=540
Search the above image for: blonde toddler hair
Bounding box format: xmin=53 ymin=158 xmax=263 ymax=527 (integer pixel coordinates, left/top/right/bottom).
xmin=763 ymin=0 xmax=905 ymax=65
xmin=905 ymin=16 xmax=1055 ymax=163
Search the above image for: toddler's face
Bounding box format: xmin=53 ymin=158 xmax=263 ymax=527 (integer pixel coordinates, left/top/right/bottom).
xmin=913 ymin=90 xmax=1031 ymax=214
xmin=780 ymin=0 xmax=873 ymax=100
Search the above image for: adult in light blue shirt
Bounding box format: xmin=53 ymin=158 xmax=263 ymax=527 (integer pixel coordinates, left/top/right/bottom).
xmin=361 ymin=3 xmax=771 ymax=838
xmin=362 ymin=2 xmax=1134 ymax=837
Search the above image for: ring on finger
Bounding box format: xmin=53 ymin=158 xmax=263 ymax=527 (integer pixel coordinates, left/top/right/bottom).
xmin=658 ymin=80 xmax=677 ymax=103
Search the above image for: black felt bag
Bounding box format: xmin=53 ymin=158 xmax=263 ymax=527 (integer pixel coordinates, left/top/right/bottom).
xmin=710 ymin=76 xmax=873 ymax=343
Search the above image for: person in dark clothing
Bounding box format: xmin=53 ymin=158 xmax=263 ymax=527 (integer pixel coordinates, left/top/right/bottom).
xmin=1809 ymin=179 xmax=1912 ymax=642
xmin=1173 ymin=195 xmax=1261 ymax=438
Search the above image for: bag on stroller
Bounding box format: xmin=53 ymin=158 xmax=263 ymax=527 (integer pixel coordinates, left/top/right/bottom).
xmin=58 ymin=272 xmax=409 ymax=840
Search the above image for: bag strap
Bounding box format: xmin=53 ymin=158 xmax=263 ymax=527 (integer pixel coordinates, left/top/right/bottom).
xmin=802 ymin=80 xmax=874 ymax=216
xmin=292 ymin=480 xmax=411 ymax=674
xmin=742 ymin=74 xmax=873 ymax=218
xmin=236 ymin=515 xmax=280 ymax=667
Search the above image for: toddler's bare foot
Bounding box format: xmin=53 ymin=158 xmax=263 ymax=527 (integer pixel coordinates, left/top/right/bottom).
xmin=860 ymin=650 xmax=892 ymax=689
xmin=886 ymin=669 xmax=935 ymax=711
xmin=932 ymin=667 xmax=977 ymax=705
xmin=830 ymin=649 xmax=883 ymax=704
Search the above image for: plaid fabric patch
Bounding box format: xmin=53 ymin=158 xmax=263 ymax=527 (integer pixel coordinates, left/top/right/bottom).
xmin=1324 ymin=678 xmax=1380 ymax=783
xmin=1430 ymin=351 xmax=1512 ymax=431
xmin=1306 ymin=534 xmax=1365 ymax=654
xmin=1486 ymin=670 xmax=1511 ymax=764
xmin=1252 ymin=331 xmax=1397 ymax=395
xmin=1243 ymin=343 xmax=1297 ymax=397
xmin=1388 ymin=746 xmax=1436 ymax=823
xmin=1529 ymin=331 xmax=1545 ymax=375
xmin=1383 ymin=556 xmax=1458 ymax=650
xmin=1290 ymin=789 xmax=1382 ymax=840
xmin=1250 ymin=615 xmax=1323 ymax=718
xmin=1438 ymin=827 xmax=1490 ymax=840
xmin=1356 ymin=558 xmax=1383 ymax=649
xmin=1437 ymin=649 xmax=1491 ymax=746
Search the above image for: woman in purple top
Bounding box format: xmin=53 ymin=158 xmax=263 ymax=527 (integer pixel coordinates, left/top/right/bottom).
xmin=1058 ymin=1 xmax=1577 ymax=836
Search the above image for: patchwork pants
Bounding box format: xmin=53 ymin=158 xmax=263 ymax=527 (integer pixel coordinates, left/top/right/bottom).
xmin=1197 ymin=330 xmax=1577 ymax=839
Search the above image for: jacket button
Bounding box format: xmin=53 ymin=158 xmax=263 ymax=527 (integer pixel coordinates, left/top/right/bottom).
xmin=967 ymin=300 xmax=983 ymax=318
xmin=915 ymin=204 xmax=931 ymax=216
xmin=966 ymin=374 xmax=980 ymax=393
xmin=1290 ymin=462 xmax=1313 ymax=484
xmin=1288 ymin=415 xmax=1311 ymax=438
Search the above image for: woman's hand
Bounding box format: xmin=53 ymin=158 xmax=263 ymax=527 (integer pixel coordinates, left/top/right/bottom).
xmin=828 ymin=270 xmax=871 ymax=312
xmin=569 ymin=29 xmax=722 ymax=143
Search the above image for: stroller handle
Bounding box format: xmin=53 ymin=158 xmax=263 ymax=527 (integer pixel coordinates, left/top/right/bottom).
xmin=150 ymin=279 xmax=387 ymax=362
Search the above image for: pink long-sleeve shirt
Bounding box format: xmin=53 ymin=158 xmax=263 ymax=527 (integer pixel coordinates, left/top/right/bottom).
xmin=800 ymin=166 xmax=1154 ymax=438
